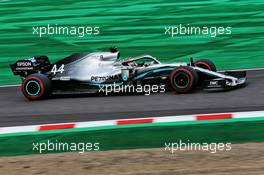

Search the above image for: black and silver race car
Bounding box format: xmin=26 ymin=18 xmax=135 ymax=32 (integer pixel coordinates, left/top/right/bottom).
xmin=10 ymin=48 xmax=246 ymax=100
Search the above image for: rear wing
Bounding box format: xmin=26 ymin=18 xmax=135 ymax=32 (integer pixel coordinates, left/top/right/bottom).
xmin=10 ymin=56 xmax=51 ymax=77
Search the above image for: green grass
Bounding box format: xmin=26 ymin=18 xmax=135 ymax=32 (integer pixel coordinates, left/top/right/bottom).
xmin=1 ymin=117 xmax=264 ymax=156
xmin=0 ymin=0 xmax=264 ymax=85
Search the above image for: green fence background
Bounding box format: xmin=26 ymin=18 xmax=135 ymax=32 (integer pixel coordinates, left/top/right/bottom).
xmin=0 ymin=0 xmax=264 ymax=85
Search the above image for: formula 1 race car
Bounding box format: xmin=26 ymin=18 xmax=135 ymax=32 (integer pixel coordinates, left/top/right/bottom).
xmin=10 ymin=48 xmax=246 ymax=100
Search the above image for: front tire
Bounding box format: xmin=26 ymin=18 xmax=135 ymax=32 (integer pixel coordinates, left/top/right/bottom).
xmin=170 ymin=67 xmax=198 ymax=93
xmin=22 ymin=73 xmax=51 ymax=100
xmin=194 ymin=59 xmax=217 ymax=72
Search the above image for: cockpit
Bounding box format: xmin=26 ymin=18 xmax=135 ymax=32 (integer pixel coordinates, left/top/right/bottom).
xmin=121 ymin=55 xmax=161 ymax=67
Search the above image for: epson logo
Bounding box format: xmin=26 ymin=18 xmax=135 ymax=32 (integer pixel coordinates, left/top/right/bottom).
xmin=17 ymin=61 xmax=32 ymax=67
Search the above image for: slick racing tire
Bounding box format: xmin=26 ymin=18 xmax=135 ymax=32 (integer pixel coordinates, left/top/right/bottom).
xmin=22 ymin=73 xmax=51 ymax=100
xmin=170 ymin=67 xmax=198 ymax=93
xmin=194 ymin=59 xmax=217 ymax=72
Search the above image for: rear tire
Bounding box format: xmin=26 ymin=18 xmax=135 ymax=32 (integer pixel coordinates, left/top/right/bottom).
xmin=194 ymin=59 xmax=217 ymax=72
xmin=22 ymin=73 xmax=51 ymax=100
xmin=170 ymin=67 xmax=198 ymax=93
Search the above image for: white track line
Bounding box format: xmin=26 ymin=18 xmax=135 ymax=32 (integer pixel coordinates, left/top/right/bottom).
xmin=0 ymin=110 xmax=264 ymax=134
xmin=219 ymin=67 xmax=264 ymax=72
xmin=0 ymin=84 xmax=21 ymax=88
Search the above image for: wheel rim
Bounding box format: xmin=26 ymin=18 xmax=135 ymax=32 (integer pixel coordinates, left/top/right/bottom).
xmin=25 ymin=80 xmax=41 ymax=96
xmin=174 ymin=72 xmax=190 ymax=88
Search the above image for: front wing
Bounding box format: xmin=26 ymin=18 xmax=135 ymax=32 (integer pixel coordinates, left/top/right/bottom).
xmin=203 ymin=71 xmax=246 ymax=90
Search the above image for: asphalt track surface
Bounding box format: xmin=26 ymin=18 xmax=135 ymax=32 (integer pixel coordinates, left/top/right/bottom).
xmin=0 ymin=70 xmax=263 ymax=127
